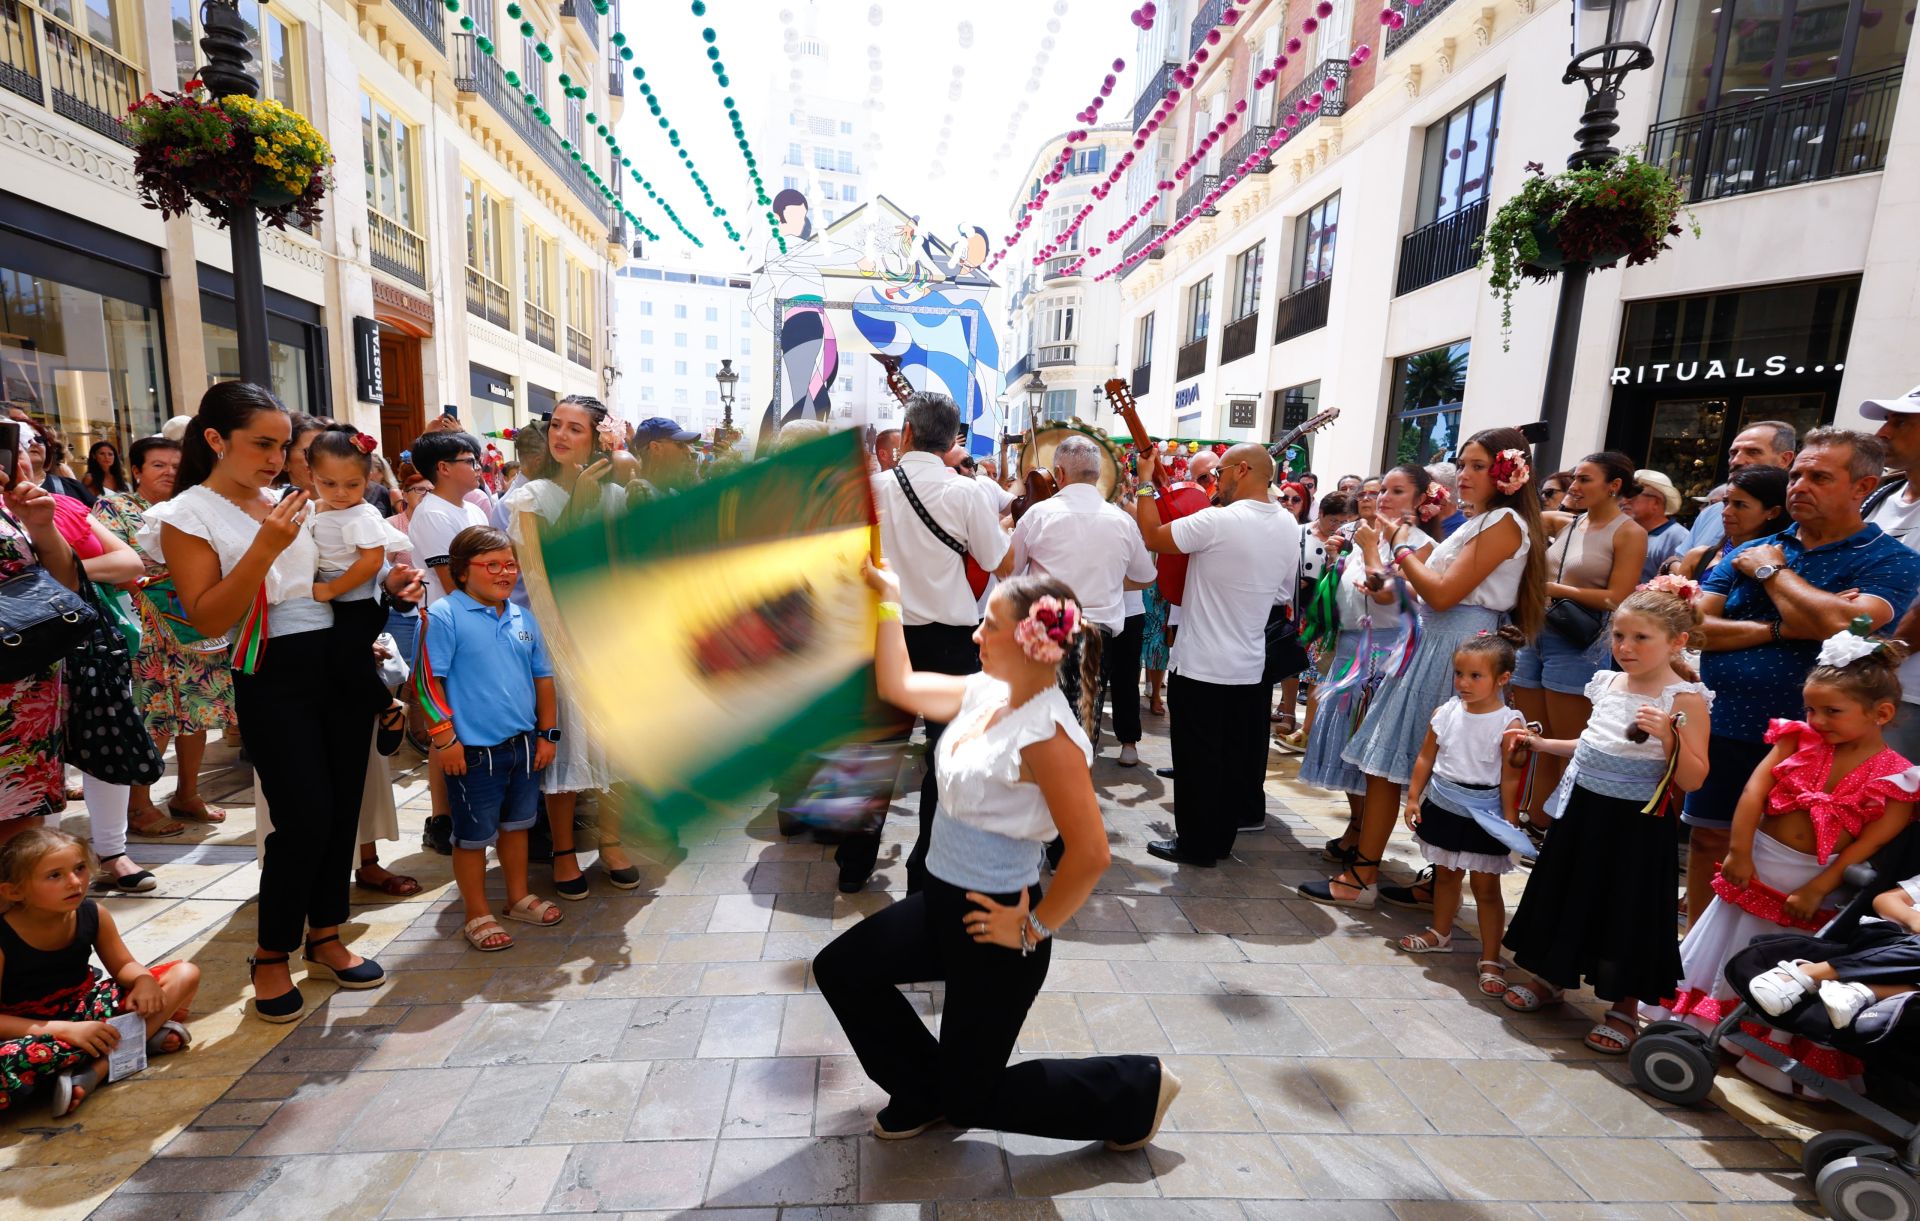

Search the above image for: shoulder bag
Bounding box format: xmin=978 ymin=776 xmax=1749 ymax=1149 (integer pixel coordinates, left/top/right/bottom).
xmin=892 ymin=465 xmax=990 ymax=599
xmin=1263 ymin=524 xmax=1311 ymax=686
xmin=0 ymin=507 xmax=100 ymax=683
xmin=62 ymin=575 xmax=164 ymax=785
xmin=1543 ymin=513 xmax=1607 ymax=649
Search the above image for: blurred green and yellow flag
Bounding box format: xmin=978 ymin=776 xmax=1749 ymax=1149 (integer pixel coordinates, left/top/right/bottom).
xmin=518 ymin=430 xmax=879 ymax=830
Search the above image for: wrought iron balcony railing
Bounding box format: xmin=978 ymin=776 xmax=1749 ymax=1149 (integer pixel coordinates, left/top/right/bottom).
xmin=1118 ymin=224 xmax=1168 ymax=279
xmin=1221 ymin=313 xmax=1260 ymax=364
xmin=465 ymin=266 xmax=511 ymax=329
xmin=1131 ymin=362 xmax=1152 ymax=398
xmin=1274 ymin=278 xmax=1332 ymax=344
xmin=1176 ymin=172 xmax=1221 ymax=218
xmin=1176 ymin=336 xmax=1208 ymax=381
xmin=454 ymin=32 xmax=610 ymax=224
xmin=1133 ymin=60 xmax=1179 ymax=131
xmin=1043 ymin=254 xmax=1083 ymax=281
xmin=0 ymin=0 xmax=42 ymax=105
xmin=40 ymin=8 xmax=138 ymax=145
xmin=369 ymin=209 xmax=428 ymax=290
xmin=1395 ymin=196 xmax=1490 ymax=296
xmin=560 ymin=0 xmax=599 ymax=50
xmin=1276 ymin=60 xmax=1350 ymax=131
xmin=1386 ymin=0 xmax=1455 ymax=55
xmin=1223 ymin=123 xmax=1277 ymax=175
xmin=1189 ymin=0 xmax=1229 ymax=57
xmin=392 ymin=0 xmax=445 ymax=51
xmin=525 ymin=300 xmax=557 ymax=351
xmin=567 ymin=324 xmax=592 ymax=368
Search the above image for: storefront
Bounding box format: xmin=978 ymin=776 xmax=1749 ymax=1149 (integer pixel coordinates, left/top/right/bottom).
xmin=468 ymin=362 xmax=516 ymax=438
xmin=1603 ymin=277 xmax=1858 ymax=518
xmin=0 ymin=192 xmax=171 ymax=465
xmin=527 ymin=382 xmax=557 ymax=424
xmin=200 ymin=265 xmax=330 ymax=418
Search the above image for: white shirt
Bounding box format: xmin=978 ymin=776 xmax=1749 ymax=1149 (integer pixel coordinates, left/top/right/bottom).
xmin=936 ymin=672 xmax=1092 ymax=843
xmin=978 ymin=475 xmax=1016 ymax=512
xmin=1011 ymin=482 xmax=1156 ymax=634
xmin=873 ymin=451 xmax=1010 ymax=626
xmin=1168 ymin=497 xmax=1301 ymax=684
xmin=306 ymin=503 xmax=411 ymax=601
xmin=139 ymin=485 xmax=330 ymax=637
xmin=408 ymin=492 xmax=489 ymax=604
xmin=1870 ymin=486 xmax=1920 ymax=703
xmin=1428 ymin=506 xmax=1531 ymax=613
xmin=1430 ymin=697 xmax=1525 ymax=786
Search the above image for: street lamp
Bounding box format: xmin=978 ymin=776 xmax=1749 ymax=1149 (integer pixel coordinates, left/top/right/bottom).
xmin=714 ymin=357 xmax=740 ymax=448
xmin=1023 ymin=370 xmax=1047 ymax=429
xmin=196 ymin=1 xmax=270 ymax=388
xmin=1535 ymin=0 xmax=1664 ymax=468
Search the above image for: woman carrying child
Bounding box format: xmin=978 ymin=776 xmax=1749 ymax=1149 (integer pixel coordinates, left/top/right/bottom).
xmin=1501 ymin=580 xmax=1713 ymax=1053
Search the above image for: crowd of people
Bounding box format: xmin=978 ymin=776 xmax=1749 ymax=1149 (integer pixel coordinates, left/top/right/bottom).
xmin=7 ymin=377 xmax=1920 ymax=1146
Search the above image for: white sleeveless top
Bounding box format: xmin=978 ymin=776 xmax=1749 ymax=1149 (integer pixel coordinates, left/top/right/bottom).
xmin=1430 ymin=697 xmax=1525 ymax=785
xmin=1425 ymin=506 xmax=1530 ymax=613
xmin=935 ymin=672 xmax=1093 ymax=842
xmin=139 ymin=484 xmax=331 ymax=637
xmin=1579 ymin=670 xmax=1716 ymax=763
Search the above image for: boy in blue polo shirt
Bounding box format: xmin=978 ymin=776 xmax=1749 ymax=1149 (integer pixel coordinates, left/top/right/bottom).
xmin=420 ymin=525 xmax=566 ymax=951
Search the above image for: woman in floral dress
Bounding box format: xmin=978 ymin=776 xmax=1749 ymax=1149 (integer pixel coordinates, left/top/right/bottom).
xmin=0 ymin=454 xmax=82 ymax=834
xmin=90 ymin=436 xmax=234 ymax=835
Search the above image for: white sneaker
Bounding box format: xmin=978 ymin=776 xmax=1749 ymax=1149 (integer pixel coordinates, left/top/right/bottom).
xmin=1117 ymin=744 xmax=1140 ymax=767
xmin=1819 ymin=980 xmax=1876 ymax=1029
xmin=1749 ymin=961 xmax=1814 ymax=1017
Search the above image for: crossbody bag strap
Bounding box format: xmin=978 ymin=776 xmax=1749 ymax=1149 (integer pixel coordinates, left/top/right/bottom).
xmin=1551 ymin=511 xmax=1584 ymax=585
xmin=892 ymin=464 xmax=967 ymax=560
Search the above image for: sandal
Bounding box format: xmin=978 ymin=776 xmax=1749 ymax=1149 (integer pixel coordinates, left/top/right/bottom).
xmin=376 ymin=702 xmax=406 ymax=757
xmin=147 ymin=1019 xmax=191 ymax=1056
xmin=354 ymin=866 xmax=423 ymax=897
xmin=1585 ymin=1014 xmax=1638 ymax=1055
xmin=503 ymin=894 xmax=565 ymax=926
xmin=1322 ymin=837 xmax=1359 ymax=865
xmin=1379 ymin=865 xmax=1436 ymax=911
xmin=551 ymin=849 xmax=589 ymax=901
xmin=1396 ymin=927 xmax=1452 ymax=954
xmin=165 ymin=799 xmax=227 ymax=825
xmin=52 ymin=1059 xmax=105 ymax=1117
xmin=461 ymin=915 xmax=514 ymax=952
xmin=1297 ymin=853 xmax=1381 ymax=909
xmin=91 ymin=853 xmax=157 ymax=894
xmin=1501 ymin=980 xmax=1565 ymax=1013
xmin=247 ymin=952 xmax=306 ymax=1024
xmin=1476 ymin=960 xmax=1508 ymax=998
xmin=1149 ymin=698 xmax=1167 ymax=716
xmin=598 ymin=845 xmax=643 ymax=891
xmin=303 ymin=933 xmax=387 ymax=989
xmin=128 ymin=807 xmax=188 ymax=839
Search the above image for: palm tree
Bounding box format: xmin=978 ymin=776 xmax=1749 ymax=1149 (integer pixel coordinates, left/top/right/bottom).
xmin=1402 ymin=343 xmax=1469 ymax=409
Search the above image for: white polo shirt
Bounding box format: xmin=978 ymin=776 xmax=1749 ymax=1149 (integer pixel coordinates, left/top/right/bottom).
xmin=1011 ymin=482 xmax=1156 ymax=634
xmin=408 ymin=492 xmax=489 ymax=604
xmin=1168 ymin=497 xmax=1301 ymax=685
xmin=873 ymin=451 xmax=1011 ymax=627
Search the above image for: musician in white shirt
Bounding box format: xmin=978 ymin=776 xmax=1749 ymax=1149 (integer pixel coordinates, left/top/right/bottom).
xmin=850 ymin=392 xmax=1014 ymax=893
xmin=1133 ymin=444 xmax=1300 ymax=866
xmin=1011 ymin=435 xmax=1157 ymax=765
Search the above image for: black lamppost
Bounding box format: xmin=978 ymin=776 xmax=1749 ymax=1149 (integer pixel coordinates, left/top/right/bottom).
xmin=714 ymin=357 xmax=740 ymax=448
xmin=1022 ymin=370 xmax=1047 ymax=429
xmin=1535 ymin=0 xmax=1664 ymax=467
xmin=197 ymin=0 xmax=270 ymax=388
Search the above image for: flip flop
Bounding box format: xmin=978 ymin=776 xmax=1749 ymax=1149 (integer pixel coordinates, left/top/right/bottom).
xmin=166 ymin=802 xmax=227 ymax=825
xmin=128 ymin=808 xmax=188 ymax=839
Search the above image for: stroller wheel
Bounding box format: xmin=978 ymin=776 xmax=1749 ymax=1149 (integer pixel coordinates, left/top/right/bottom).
xmin=1639 ymin=1020 xmax=1708 ymax=1043
xmin=1629 ymin=1030 xmax=1717 ymax=1106
xmin=1803 ymin=1130 xmax=1883 ymax=1181
xmin=1816 ymin=1154 xmax=1920 ymax=1221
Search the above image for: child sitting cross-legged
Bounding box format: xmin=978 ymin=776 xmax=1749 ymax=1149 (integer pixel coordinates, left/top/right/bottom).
xmin=418 ymin=525 xmax=566 ymax=951
xmin=0 ymin=829 xmax=201 ymax=1116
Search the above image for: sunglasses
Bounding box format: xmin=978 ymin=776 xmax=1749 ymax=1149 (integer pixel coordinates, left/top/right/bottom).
xmin=1281 ymin=494 xmax=1302 ymax=503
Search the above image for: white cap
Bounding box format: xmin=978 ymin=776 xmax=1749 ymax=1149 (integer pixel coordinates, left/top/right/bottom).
xmin=1860 ymin=385 xmax=1920 ymax=421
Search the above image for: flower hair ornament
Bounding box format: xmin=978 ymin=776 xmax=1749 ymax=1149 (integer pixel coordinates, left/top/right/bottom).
xmin=1416 ymin=482 xmax=1452 ymax=522
xmin=1818 ymin=618 xmax=1887 ymax=670
xmin=348 ymin=429 xmax=377 ymax=456
xmin=1014 ymin=596 xmax=1082 ymax=665
xmin=1637 ymin=573 xmax=1700 ymax=601
xmin=1489 ymin=448 xmax=1532 ymax=496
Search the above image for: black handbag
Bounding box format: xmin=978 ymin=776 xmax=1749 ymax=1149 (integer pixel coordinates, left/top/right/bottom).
xmin=0 ymin=512 xmax=100 ymax=682
xmin=61 ymin=576 xmax=164 ymax=785
xmin=1263 ymin=527 xmax=1312 ymax=685
xmin=1543 ymin=512 xmax=1607 ymax=650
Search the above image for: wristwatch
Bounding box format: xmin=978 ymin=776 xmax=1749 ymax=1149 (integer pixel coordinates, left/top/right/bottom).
xmin=1753 ymin=563 xmax=1781 ymax=583
xmin=538 ymin=728 xmax=563 ymax=743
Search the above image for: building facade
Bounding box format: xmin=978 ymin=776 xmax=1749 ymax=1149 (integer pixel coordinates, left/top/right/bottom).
xmin=612 ymin=262 xmax=754 ymax=438
xmin=1116 ymin=0 xmax=1918 ymax=501
xmin=998 ymin=124 xmax=1133 ymax=436
xmin=0 ymin=0 xmax=623 ymax=467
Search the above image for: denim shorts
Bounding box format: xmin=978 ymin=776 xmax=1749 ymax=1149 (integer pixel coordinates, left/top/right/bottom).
xmin=446 ymin=733 xmax=541 ymax=849
xmin=1512 ymin=630 xmax=1606 ymax=696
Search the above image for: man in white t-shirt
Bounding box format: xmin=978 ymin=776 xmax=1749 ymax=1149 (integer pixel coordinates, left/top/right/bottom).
xmin=1134 ymin=443 xmax=1300 ymax=865
xmin=1864 ymin=384 xmax=1920 ymax=759
xmin=406 ymin=430 xmax=491 ymax=604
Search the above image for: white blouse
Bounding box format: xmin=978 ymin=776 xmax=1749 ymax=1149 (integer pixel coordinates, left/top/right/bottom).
xmin=306 ymin=503 xmax=411 ymax=599
xmin=1336 ymin=527 xmax=1435 ymax=631
xmin=1429 ymin=697 xmax=1525 ymax=786
xmin=139 ymin=484 xmax=330 ymax=637
xmin=1426 ymin=506 xmax=1530 ymax=613
xmin=936 ymin=672 xmax=1092 ymax=843
xmin=1579 ymin=670 xmax=1715 ymax=762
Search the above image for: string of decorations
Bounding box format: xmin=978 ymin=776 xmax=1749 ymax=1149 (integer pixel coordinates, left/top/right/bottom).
xmin=618 ymin=27 xmax=740 ymax=249
xmin=689 ymin=0 xmax=782 ymax=255
xmin=927 ymin=21 xmax=974 ymax=183
xmin=987 ymin=0 xmax=1071 ymax=180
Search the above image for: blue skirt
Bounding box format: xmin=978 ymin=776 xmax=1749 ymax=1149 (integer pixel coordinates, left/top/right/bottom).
xmin=1299 ymin=632 xmax=1374 ymax=796
xmin=1341 ymin=603 xmax=1505 ymax=787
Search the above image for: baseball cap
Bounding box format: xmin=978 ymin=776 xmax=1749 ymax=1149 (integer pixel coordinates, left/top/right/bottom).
xmin=633 ymin=416 xmax=700 ymax=444
xmin=1860 ymin=385 xmax=1920 ymax=421
xmin=1633 ymin=469 xmax=1682 ymax=514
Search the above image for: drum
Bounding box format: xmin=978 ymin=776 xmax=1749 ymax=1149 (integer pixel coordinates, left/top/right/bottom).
xmin=1017 ymin=423 xmax=1126 ymax=502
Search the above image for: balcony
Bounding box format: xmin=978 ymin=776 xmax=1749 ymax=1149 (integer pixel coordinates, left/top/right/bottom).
xmin=1118 ymin=223 xmax=1167 ymax=279
xmin=560 ymin=0 xmax=599 ymax=49
xmin=453 ymin=32 xmax=609 ymax=224
xmin=465 ymin=266 xmax=511 ymax=329
xmin=1176 ymin=337 xmax=1208 ymax=381
xmin=525 ymin=300 xmax=557 ymax=351
xmin=608 ymin=58 xmax=623 ymax=97
xmin=1221 ymin=313 xmax=1260 ymax=364
xmin=567 ymin=324 xmax=592 ymax=368
xmin=368 ymin=209 xmax=428 ymax=290
xmin=1396 ymin=196 xmax=1490 ymax=296
xmin=1648 ymin=67 xmax=1903 ymax=205
xmin=1223 ymin=123 xmax=1278 ymax=175
xmin=1189 ymin=0 xmax=1229 ymax=56
xmin=1037 ymin=344 xmax=1077 ymax=368
xmin=1043 ymin=254 xmax=1082 ymax=281
xmin=1277 ymin=60 xmax=1350 ymax=133
xmin=19 ymin=8 xmax=137 ymax=145
xmin=1274 ymin=278 xmax=1331 ymax=344
xmin=392 ymin=0 xmax=445 ymax=52
xmin=1133 ymin=60 xmax=1179 ymax=130
xmin=1386 ymin=0 xmax=1455 ymax=55
xmin=1131 ymin=362 xmax=1152 ymax=398
xmin=1 ymin=1 xmax=40 ymax=105
xmin=1176 ymin=172 xmax=1221 ymax=219
xmin=1004 ymin=351 xmax=1034 ymax=383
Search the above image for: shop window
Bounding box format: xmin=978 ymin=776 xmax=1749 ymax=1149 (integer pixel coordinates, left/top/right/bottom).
xmin=1290 ymin=194 xmax=1340 ymax=292
xmin=1385 ymin=340 xmax=1470 ymax=468
xmin=1416 ymin=81 xmax=1503 ymax=227
xmin=0 ymin=266 xmax=170 ymax=464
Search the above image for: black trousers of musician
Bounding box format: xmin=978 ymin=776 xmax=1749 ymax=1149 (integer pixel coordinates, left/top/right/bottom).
xmin=835 ymin=622 xmax=980 ymax=891
xmin=1168 ymin=672 xmax=1272 ymax=861
xmin=1103 ymin=613 xmax=1146 ymax=745
xmin=235 ymin=624 xmax=380 ymax=953
xmin=812 ymin=875 xmax=1161 ymax=1141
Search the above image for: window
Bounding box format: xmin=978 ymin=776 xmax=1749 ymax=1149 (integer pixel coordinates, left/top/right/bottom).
xmin=173 ymin=1 xmax=301 ymax=107
xmin=522 ymin=228 xmax=555 ymax=309
xmin=566 ymin=95 xmax=583 ymax=149
xmin=1385 ymin=341 xmax=1470 ymax=468
xmin=1290 ymin=194 xmax=1340 ymax=291
xmin=1230 ymin=242 xmax=1264 ymax=320
xmin=705 ymin=334 xmax=719 ymax=350
xmin=640 ymin=358 xmax=654 ymax=373
xmin=1043 ymin=389 xmax=1076 ymax=421
xmin=1250 ymin=24 xmax=1281 ymax=123
xmin=1656 ymin=0 xmax=1912 ymax=124
xmin=641 ymin=385 xmax=656 ymax=402
xmin=1070 ymin=146 xmax=1105 ymax=175
xmin=674 ymin=360 xmax=688 ymax=375
xmin=523 ymin=25 xmax=545 ymax=104
xmin=839 ymin=120 xmax=853 ymax=134
xmin=674 ymin=388 xmax=688 ymax=405
xmin=673 ymin=303 xmax=688 ymax=319
xmin=1040 ymin=296 xmax=1078 ymax=345
xmin=704 ymin=306 xmax=719 ymax=322
xmin=740 ymin=310 xmax=750 ymax=326
xmin=1416 ymin=82 xmax=1503 ymax=227
xmin=362 ymin=96 xmax=418 ymax=228
xmin=842 ymin=184 xmax=858 ymax=202
xmin=705 ymin=362 xmax=718 ymax=376
xmin=1271 ymin=381 xmax=1321 ymax=450
xmin=824 ymin=209 xmax=836 ymax=224
xmin=707 ymin=390 xmax=720 ymax=405
xmin=788 ymin=142 xmax=802 ymax=164
xmin=814 ymin=147 xmax=835 ymax=170
xmin=837 ymin=150 xmax=854 ymax=172
xmin=640 ymin=329 xmax=654 ymax=343
xmin=740 ymin=338 xmax=751 ymax=355
xmin=1184 ymin=277 xmax=1212 ymax=343
xmin=568 ymin=261 xmax=591 ymax=332
xmin=1041 ymin=205 xmax=1084 ymax=254
xmin=674 ymin=333 xmax=687 ymax=347
xmin=462 ymin=175 xmax=507 ymax=282
xmin=783 ymin=176 xmax=800 ymax=190
xmin=1134 ymin=312 xmax=1155 ymax=368
xmin=639 ymin=301 xmax=654 ymax=316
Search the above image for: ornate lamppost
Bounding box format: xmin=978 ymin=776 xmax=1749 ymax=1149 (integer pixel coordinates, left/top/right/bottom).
xmin=714 ymin=357 xmax=740 ymax=450
xmin=196 ymin=0 xmax=270 ymax=387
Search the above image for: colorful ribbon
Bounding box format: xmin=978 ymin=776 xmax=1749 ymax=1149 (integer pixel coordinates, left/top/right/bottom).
xmin=230 ymin=584 xmax=269 ymax=675
xmin=413 ymin=606 xmax=454 ymax=734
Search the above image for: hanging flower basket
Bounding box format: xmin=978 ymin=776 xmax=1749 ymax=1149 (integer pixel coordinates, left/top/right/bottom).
xmin=1476 ymin=152 xmax=1699 ymax=347
xmin=124 ymin=81 xmax=334 ymax=231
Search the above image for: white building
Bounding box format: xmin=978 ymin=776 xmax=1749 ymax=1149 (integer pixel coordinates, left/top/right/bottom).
xmin=1115 ymin=0 xmax=1918 ymax=502
xmin=612 ymin=262 xmax=754 ymax=438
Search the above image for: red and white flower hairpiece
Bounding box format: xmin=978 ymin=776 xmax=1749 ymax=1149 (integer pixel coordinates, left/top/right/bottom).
xmin=1014 ymin=596 xmax=1081 ymax=665
xmin=1416 ymin=482 xmax=1452 ymax=522
xmin=1489 ymin=448 xmax=1531 ymax=496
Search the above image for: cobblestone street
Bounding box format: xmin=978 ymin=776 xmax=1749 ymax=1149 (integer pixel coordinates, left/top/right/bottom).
xmin=4 ymin=714 xmax=1858 ymax=1219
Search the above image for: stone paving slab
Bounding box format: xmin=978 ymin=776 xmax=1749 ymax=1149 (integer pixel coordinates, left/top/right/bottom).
xmin=0 ymin=714 xmax=1875 ymax=1218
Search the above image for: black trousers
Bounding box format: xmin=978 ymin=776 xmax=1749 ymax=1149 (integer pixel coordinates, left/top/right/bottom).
xmin=837 ymin=622 xmax=980 ymax=890
xmin=234 ymin=625 xmax=377 ymax=952
xmin=812 ymin=875 xmax=1161 ymax=1141
xmin=1103 ymin=613 xmax=1145 ymax=745
xmin=1825 ymin=921 xmax=1920 ymax=985
xmin=1168 ymin=672 xmax=1272 ymax=860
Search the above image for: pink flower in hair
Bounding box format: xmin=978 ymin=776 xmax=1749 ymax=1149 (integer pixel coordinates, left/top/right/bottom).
xmin=1015 ymin=596 xmax=1081 ymax=665
xmin=1489 ymin=448 xmax=1532 ymax=496
xmin=1416 ymin=481 xmax=1452 ymax=522
xmin=1638 ymin=573 xmax=1701 ymax=602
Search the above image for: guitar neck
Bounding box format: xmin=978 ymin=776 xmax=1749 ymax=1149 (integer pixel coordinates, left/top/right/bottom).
xmin=1103 ymin=380 xmax=1168 ymax=496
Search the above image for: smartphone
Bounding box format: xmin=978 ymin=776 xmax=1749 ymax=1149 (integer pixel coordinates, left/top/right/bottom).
xmin=0 ymin=421 xmax=18 ymax=481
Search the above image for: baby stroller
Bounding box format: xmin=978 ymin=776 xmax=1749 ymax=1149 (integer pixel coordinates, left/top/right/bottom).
xmin=1628 ymin=825 xmax=1920 ymax=1220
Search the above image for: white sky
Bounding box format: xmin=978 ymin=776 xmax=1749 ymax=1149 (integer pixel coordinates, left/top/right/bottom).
xmin=612 ymin=0 xmax=1136 ymax=270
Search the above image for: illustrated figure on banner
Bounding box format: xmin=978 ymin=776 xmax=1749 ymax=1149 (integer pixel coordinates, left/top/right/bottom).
xmin=750 ymin=188 xmax=873 ymax=446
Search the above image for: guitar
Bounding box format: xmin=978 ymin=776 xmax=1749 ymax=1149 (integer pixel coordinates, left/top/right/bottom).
xmin=1103 ymin=378 xmax=1212 ymax=606
xmin=1269 ymin=407 xmax=1342 ymax=481
xmin=875 ymin=354 xmax=989 ymax=598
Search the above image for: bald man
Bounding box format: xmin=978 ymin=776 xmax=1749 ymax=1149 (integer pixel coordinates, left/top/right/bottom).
xmin=1134 ymin=444 xmax=1301 ymax=865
